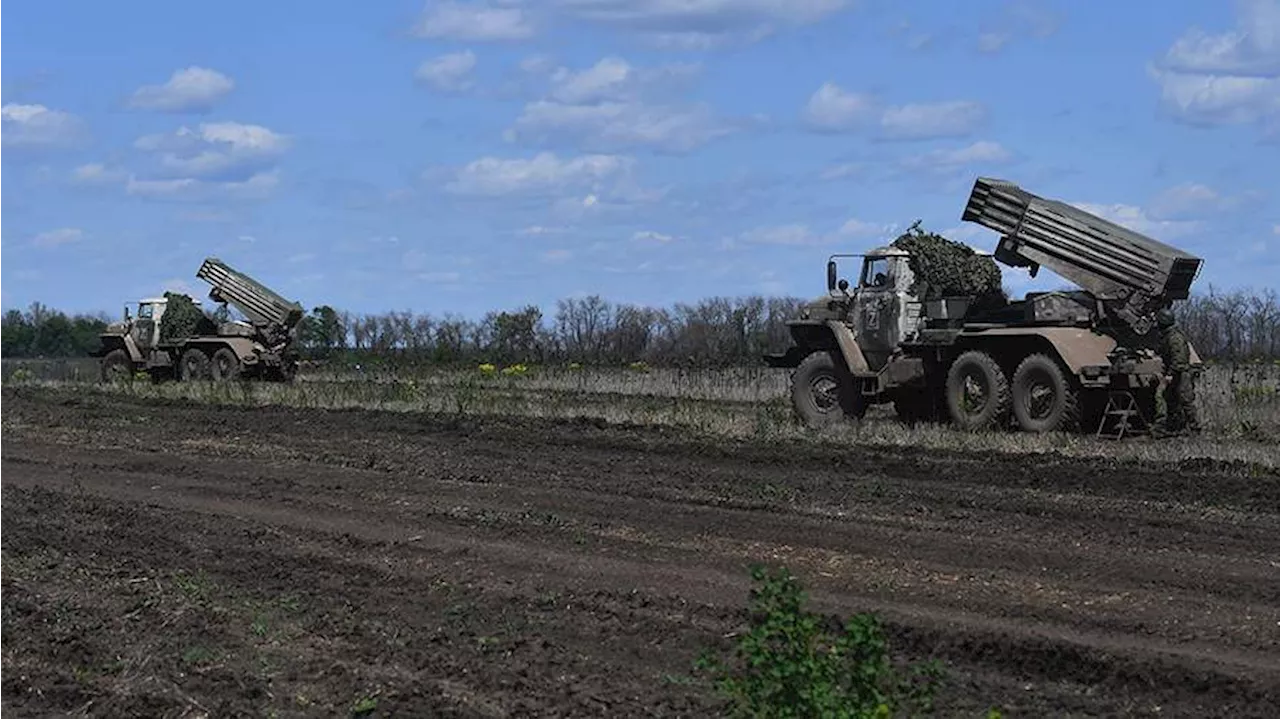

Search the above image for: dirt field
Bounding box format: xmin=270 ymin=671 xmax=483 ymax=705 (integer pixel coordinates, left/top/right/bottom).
xmin=3 ymin=386 xmax=1279 ymax=717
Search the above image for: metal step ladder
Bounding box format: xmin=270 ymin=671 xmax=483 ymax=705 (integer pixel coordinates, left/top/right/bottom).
xmin=1095 ymin=391 xmax=1149 ymax=440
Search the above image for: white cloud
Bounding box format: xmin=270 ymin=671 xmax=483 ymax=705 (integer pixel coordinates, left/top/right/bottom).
xmin=836 ymin=219 xmax=895 ymax=240
xmin=126 ymin=170 xmax=280 ymax=202
xmin=739 ymin=218 xmax=892 ymax=247
xmin=420 ymin=271 xmax=463 ymax=283
xmin=543 ymin=248 xmax=573 ymax=263
xmin=413 ymin=1 xmax=535 ymax=40
xmin=134 ymin=122 xmax=289 ymax=180
xmin=129 ymin=67 xmax=234 ymax=113
xmin=508 ymin=99 xmax=732 ymax=153
xmin=1150 ymin=1 xmax=1280 ymax=137
xmin=508 ymin=56 xmax=725 ymax=153
xmin=1147 ymin=182 xmax=1243 ymax=220
xmin=819 ymin=162 xmax=863 ymax=180
xmin=1273 ymin=223 xmax=1280 ymax=235
xmin=900 ymin=141 xmax=1014 ymax=174
xmin=416 ymin=50 xmax=478 ymax=92
xmin=546 ymin=56 xmax=698 ymax=104
xmin=316 ymin=0 xmax=855 ymax=57
xmin=552 ymin=0 xmax=851 ymax=47
xmin=1070 ymin=202 xmax=1202 ymax=240
xmin=803 ymin=85 xmax=985 ymax=139
xmin=32 ymin=228 xmax=83 ymax=248
xmin=519 ymin=54 xmax=556 ymax=75
xmin=977 ymin=32 xmax=1010 ymax=54
xmin=1161 ymin=0 xmax=1280 ymax=76
xmin=70 ymin=163 xmax=126 ymax=185
xmin=975 ymin=0 xmax=1061 ymax=54
xmin=1149 ymin=69 xmax=1279 ymax=128
xmin=444 ymin=152 xmax=631 ymax=196
xmin=803 ymin=82 xmax=876 ymax=131
xmin=880 ymin=101 xmax=987 ymax=140
xmin=550 ymin=56 xmax=634 ymax=103
xmin=632 ymin=229 xmax=675 ymax=243
xmin=518 ymin=224 xmax=569 ymax=236
xmin=1 ymin=103 xmax=85 ymax=148
xmin=940 ymin=224 xmax=997 ymax=246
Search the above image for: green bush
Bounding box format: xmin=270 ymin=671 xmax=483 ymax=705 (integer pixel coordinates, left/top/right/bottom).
xmin=891 ymin=221 xmax=1004 ymax=306
xmin=696 ymin=565 xmax=945 ymax=718
xmin=159 ymin=292 xmax=216 ymax=343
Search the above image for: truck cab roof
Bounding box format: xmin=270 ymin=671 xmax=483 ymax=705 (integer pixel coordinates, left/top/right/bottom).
xmin=138 ymin=297 xmax=202 ymax=305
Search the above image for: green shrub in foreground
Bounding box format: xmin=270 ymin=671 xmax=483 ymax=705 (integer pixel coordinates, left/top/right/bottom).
xmin=695 ymin=565 xmax=947 ymax=718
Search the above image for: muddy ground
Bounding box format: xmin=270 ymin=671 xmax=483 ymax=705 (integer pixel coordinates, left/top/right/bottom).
xmin=3 ymin=387 xmax=1278 ymax=717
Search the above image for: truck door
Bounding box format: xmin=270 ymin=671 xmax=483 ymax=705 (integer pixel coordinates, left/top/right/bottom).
xmin=853 ymin=257 xmax=901 ymax=370
xmin=132 ymin=303 xmax=158 ymax=350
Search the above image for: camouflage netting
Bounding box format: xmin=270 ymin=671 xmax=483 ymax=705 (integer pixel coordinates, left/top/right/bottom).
xmin=891 ymin=221 xmax=1006 ymax=304
xmin=159 ymin=292 xmax=216 ymax=342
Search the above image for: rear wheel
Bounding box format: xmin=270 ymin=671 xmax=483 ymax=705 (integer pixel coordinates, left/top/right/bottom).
xmin=1010 ymin=353 xmax=1080 ymax=433
xmin=179 ymin=348 xmax=211 ymax=381
xmin=211 ymin=347 xmax=243 ymax=382
xmin=100 ymin=349 xmax=134 ymax=383
xmin=790 ymin=351 xmax=864 ymax=428
xmin=945 ymin=350 xmax=1010 ymax=431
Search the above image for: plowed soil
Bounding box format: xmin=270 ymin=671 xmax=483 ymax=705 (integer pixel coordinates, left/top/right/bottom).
xmin=3 ymin=387 xmax=1279 ymax=718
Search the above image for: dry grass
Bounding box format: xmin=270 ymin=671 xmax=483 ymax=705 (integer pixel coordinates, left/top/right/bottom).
xmin=7 ymin=360 xmax=1278 ymax=469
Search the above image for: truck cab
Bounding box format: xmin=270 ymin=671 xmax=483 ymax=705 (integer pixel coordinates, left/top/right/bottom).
xmin=826 ymin=248 xmax=922 ymax=372
xmin=128 ymin=298 xmax=169 ymax=351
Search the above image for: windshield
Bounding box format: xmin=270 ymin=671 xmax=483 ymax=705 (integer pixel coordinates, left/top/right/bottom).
xmin=861 ymin=258 xmax=890 ymax=288
xmin=137 ymin=303 xmax=154 ymax=319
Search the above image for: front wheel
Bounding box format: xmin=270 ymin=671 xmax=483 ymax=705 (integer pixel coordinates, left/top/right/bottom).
xmin=790 ymin=351 xmax=864 ymax=428
xmin=100 ymin=349 xmax=134 ymax=383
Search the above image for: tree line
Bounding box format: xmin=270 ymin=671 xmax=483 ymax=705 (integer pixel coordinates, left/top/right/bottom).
xmin=3 ymin=287 xmax=1278 ymax=365
xmin=301 ymin=295 xmax=807 ymax=368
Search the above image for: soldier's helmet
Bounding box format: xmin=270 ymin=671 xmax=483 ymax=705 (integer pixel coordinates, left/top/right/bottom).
xmin=1156 ymin=308 xmax=1176 ymax=328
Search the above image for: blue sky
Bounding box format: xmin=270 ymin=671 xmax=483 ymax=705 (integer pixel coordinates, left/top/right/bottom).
xmin=3 ymin=0 xmax=1277 ymax=318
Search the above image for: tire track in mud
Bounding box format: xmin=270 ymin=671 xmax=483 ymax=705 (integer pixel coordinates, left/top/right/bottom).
xmin=3 ymin=388 xmax=1280 ymax=717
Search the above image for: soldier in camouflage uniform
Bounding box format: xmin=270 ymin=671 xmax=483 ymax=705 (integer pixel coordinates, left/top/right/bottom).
xmin=1153 ymin=308 xmax=1201 ymax=436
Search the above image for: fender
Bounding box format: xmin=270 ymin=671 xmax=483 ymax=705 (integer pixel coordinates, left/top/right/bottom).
xmin=98 ymin=333 xmax=144 ymax=363
xmin=962 ymin=327 xmax=1117 ymax=374
xmin=827 ymin=320 xmax=870 ymax=375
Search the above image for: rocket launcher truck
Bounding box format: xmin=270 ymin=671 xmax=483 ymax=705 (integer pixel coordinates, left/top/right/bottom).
xmin=96 ymin=258 xmax=304 ymax=383
xmin=765 ymin=176 xmax=1205 ymax=435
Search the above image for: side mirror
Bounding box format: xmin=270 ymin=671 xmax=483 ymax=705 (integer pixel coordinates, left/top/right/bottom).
xmin=123 ymin=305 xmax=131 ymax=320
xmin=826 ymin=260 xmax=837 ymax=291
xmin=837 ymin=279 xmax=850 ymax=292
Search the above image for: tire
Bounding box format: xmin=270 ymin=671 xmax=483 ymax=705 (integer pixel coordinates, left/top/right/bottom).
xmin=790 ymin=351 xmax=864 ymax=428
xmin=945 ymin=350 xmax=1011 ymax=431
xmin=100 ymin=349 xmax=134 ymax=383
xmin=211 ymin=347 xmax=243 ymax=382
xmin=1010 ymin=353 xmax=1081 ymax=433
xmin=179 ymin=348 xmax=211 ymax=382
